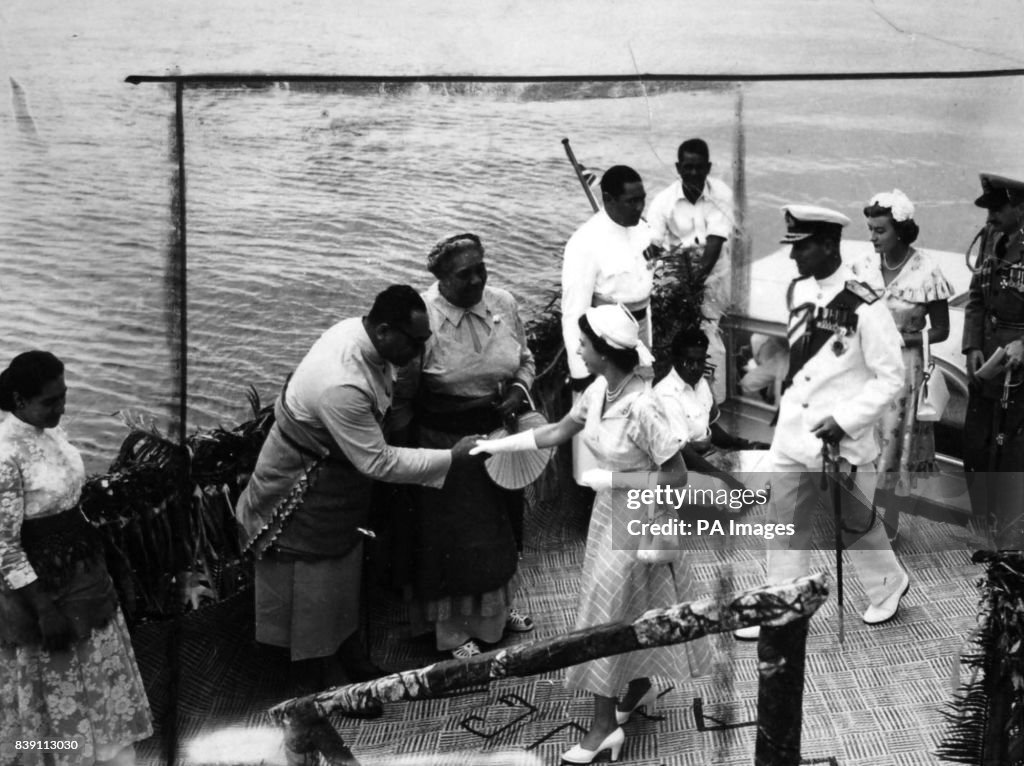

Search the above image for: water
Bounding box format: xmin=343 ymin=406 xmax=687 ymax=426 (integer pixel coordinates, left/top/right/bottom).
xmin=2 ymin=1 xmax=1024 ymax=471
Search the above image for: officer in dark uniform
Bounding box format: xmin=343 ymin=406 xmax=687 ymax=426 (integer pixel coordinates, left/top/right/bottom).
xmin=962 ymin=173 xmax=1024 ymax=549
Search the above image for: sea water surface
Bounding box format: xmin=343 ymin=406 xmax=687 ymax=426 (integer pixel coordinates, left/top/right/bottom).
xmin=1 ymin=1 xmax=1023 ymax=471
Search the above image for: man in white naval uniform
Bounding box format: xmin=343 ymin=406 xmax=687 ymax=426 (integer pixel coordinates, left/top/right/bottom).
xmin=735 ymin=205 xmax=909 ymax=640
xmin=561 ymin=165 xmax=655 ymax=483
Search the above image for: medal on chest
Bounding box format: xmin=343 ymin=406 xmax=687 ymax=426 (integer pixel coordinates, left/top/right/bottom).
xmin=813 ymin=305 xmax=858 ymax=356
xmin=998 ymin=263 xmax=1024 ymax=293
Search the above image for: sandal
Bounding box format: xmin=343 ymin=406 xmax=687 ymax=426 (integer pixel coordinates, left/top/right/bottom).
xmin=505 ymin=606 xmax=535 ymax=633
xmin=451 ymin=639 xmax=482 ymax=660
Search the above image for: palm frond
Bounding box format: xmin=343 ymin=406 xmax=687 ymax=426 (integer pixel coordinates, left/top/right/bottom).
xmin=938 ymin=550 xmax=1024 ymax=764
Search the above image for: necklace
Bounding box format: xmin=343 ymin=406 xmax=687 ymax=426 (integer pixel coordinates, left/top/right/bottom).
xmin=605 ymin=373 xmax=636 ymax=402
xmin=882 ymin=246 xmax=913 ymax=272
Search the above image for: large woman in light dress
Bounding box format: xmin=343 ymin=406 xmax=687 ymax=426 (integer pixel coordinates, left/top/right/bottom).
xmin=0 ymin=351 xmax=152 ymax=766
xmin=865 ymin=190 xmax=953 ymax=541
xmin=474 ymin=305 xmax=711 ymax=765
xmin=391 ymin=233 xmax=536 ymax=659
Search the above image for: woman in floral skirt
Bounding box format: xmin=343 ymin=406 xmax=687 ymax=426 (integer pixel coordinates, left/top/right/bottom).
xmin=865 ymin=190 xmax=954 ymax=542
xmin=0 ymin=351 xmax=152 ymax=766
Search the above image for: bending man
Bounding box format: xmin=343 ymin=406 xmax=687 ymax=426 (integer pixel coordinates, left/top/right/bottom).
xmin=236 ymin=285 xmax=481 ymax=708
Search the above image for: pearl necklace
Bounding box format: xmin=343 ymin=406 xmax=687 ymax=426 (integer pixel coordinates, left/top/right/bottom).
xmin=605 ymin=373 xmax=636 ymax=402
xmin=882 ymin=246 xmax=913 ymax=272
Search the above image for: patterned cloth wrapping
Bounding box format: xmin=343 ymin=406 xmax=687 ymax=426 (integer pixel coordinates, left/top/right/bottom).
xmin=0 ymin=510 xmax=116 ymax=648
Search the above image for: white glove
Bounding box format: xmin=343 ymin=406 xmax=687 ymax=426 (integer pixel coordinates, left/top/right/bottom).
xmin=579 ymin=468 xmax=613 ymax=491
xmin=470 ymin=429 xmax=538 ymax=455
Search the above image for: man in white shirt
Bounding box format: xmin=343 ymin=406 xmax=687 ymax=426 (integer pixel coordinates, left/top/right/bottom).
xmin=735 ymin=205 xmax=908 ymax=640
xmin=561 ymin=165 xmax=655 ymax=481
xmin=655 ymin=326 xmax=769 ymax=460
xmin=654 ymin=326 xmax=769 ymax=513
xmin=647 ymin=139 xmax=735 ymax=400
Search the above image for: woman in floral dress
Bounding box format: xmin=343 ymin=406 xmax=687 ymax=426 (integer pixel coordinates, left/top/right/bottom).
xmin=0 ymin=351 xmax=152 ymax=766
xmin=865 ymin=190 xmax=954 ymax=541
xmin=473 ymin=305 xmax=712 ymax=765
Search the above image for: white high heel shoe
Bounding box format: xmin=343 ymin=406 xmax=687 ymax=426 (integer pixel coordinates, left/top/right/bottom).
xmin=614 ymin=686 xmax=657 ymax=725
xmin=862 ymin=569 xmax=911 ymax=625
xmin=560 ymin=727 xmax=625 ymax=764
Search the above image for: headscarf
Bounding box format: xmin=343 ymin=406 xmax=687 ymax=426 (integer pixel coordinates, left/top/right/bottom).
xmin=426 ymin=233 xmax=484 ymax=275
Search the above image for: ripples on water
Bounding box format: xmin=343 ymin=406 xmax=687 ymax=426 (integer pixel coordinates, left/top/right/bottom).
xmin=2 ymin=77 xmax=1021 ymax=470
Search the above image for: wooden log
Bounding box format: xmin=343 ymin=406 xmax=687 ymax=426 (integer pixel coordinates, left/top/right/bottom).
xmin=755 ymin=618 xmax=810 ymax=766
xmin=270 ymin=574 xmax=828 ymax=763
xmin=282 ymin=706 xmax=360 ymax=766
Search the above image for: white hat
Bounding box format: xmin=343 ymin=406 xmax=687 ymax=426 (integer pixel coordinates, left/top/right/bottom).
xmin=780 ymin=204 xmax=851 ymax=244
xmin=584 ymin=304 xmax=654 ymax=367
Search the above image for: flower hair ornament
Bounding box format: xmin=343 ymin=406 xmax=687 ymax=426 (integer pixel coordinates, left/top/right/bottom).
xmin=870 ymin=189 xmax=915 ymax=222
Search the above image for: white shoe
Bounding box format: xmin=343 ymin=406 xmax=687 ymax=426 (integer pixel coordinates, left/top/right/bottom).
xmin=733 ymin=625 xmax=760 ymax=641
xmin=615 ymin=685 xmax=657 ymax=725
xmin=862 ymin=570 xmax=910 ymax=625
xmin=561 ymin=727 xmax=625 ymax=764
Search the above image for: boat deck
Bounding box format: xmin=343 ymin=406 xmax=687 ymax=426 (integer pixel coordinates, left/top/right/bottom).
xmin=132 ymin=470 xmax=987 ymax=766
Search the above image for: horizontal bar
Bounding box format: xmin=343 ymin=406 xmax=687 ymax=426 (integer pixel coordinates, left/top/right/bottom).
xmin=125 ymin=68 xmax=1024 ymax=86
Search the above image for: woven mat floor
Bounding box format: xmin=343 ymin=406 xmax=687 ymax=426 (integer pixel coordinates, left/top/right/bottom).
xmin=132 ymin=472 xmax=987 ymax=766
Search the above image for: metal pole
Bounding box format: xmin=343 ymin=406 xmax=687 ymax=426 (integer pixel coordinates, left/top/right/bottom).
xmin=730 ymin=87 xmax=749 ymax=317
xmin=163 ymin=79 xmax=188 ymax=766
xmin=175 ymin=80 xmax=188 ymax=448
xmin=823 ymin=441 xmax=845 ymax=644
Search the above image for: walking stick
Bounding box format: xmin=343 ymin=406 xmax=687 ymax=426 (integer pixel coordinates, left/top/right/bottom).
xmin=561 ymin=138 xmax=600 ymax=213
xmin=822 ymin=440 xmax=845 ymax=644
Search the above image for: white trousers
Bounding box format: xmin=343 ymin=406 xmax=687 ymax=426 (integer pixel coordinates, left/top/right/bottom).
xmin=765 ymin=452 xmax=905 ymax=608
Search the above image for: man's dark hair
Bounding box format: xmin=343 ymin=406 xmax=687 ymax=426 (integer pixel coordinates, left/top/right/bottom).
xmin=600 ymin=165 xmax=642 ymax=199
xmin=670 ymin=326 xmax=709 ymax=358
xmin=677 ymin=138 xmax=710 ymax=162
xmin=367 ymin=285 xmax=426 ymax=327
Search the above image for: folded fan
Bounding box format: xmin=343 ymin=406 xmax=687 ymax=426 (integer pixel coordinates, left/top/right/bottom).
xmin=484 ymin=410 xmax=555 ymax=489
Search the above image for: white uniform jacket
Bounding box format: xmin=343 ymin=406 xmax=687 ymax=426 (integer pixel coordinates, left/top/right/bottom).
xmin=774 ymin=266 xmax=904 ymax=467
xmin=561 ymin=209 xmax=653 ymax=379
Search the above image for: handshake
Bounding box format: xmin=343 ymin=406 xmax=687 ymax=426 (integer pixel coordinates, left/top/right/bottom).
xmin=450 ymin=429 xmax=540 ymax=463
